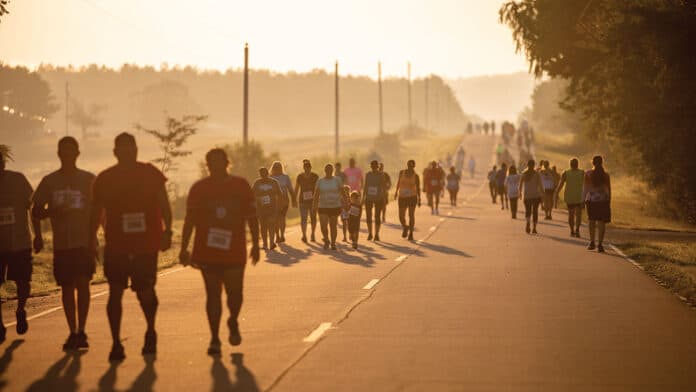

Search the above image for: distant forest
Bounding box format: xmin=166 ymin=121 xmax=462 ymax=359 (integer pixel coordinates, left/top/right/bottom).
xmin=0 ymin=64 xmax=471 ymax=140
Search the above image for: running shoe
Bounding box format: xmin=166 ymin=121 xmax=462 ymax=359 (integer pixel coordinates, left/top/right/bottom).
xmin=76 ymin=331 xmax=89 ymax=350
xmin=63 ymin=333 xmax=78 ymax=352
xmin=525 ymin=222 xmax=531 ymax=234
xmin=0 ymin=325 xmax=5 ymax=345
xmin=270 ymin=242 xmax=277 ymax=250
xmin=367 ymin=234 xmax=373 ymax=241
xmin=331 ymin=243 xmax=337 ymax=251
xmin=532 ymin=228 xmax=538 ymax=234
xmin=207 ymin=338 xmax=222 ymax=356
xmin=109 ymin=343 xmax=126 ymax=362
xmin=352 ymin=242 xmax=358 ymax=249
xmin=16 ymin=310 xmax=28 ymax=335
xmin=228 ymin=319 xmax=242 ymax=346
xmin=374 ymin=234 xmax=380 ymax=242
xmin=598 ymin=244 xmax=605 ymax=253
xmin=323 ymin=240 xmax=329 ymax=250
xmin=301 ymin=236 xmax=308 ymax=243
xmin=402 ymin=227 xmax=408 ymax=238
xmin=587 ymin=242 xmax=596 ymax=251
xmin=408 ymin=231 xmax=414 ymax=241
xmin=142 ymin=330 xmax=157 ymax=355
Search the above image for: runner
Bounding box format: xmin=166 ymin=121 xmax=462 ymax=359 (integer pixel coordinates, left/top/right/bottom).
xmin=340 ymin=185 xmax=351 ymax=242
xmin=313 ymin=164 xmax=344 ymax=250
xmin=379 ymin=163 xmax=391 ymax=223
xmin=347 ymin=191 xmax=362 ymax=249
xmin=556 ymin=158 xmax=585 ymax=237
xmin=32 ymin=136 xmax=95 ymax=351
xmin=455 ymin=147 xmax=465 ymax=174
xmin=519 ymin=159 xmax=543 ymax=234
xmin=362 ymin=160 xmax=387 ymax=241
xmin=445 ymin=167 xmax=460 ymax=207
xmin=468 ymin=156 xmax=476 ymax=179
xmin=496 ymin=163 xmax=508 ymax=210
xmin=423 ymin=161 xmax=444 ymax=215
xmin=394 ymin=160 xmax=421 ymax=241
xmin=270 ymin=161 xmax=296 ymax=243
xmin=505 ymin=165 xmax=521 ymax=219
xmin=0 ymin=150 xmax=35 ymax=344
xmin=294 ymin=159 xmax=319 ymax=243
xmin=539 ymin=160 xmax=556 ymax=220
xmin=552 ymin=165 xmax=561 ymax=208
xmin=487 ymin=165 xmax=498 ymax=203
xmin=334 ymin=162 xmax=347 ymax=185
xmin=583 ymin=156 xmax=611 ymax=253
xmin=343 ymin=158 xmax=363 ymax=193
xmin=252 ymin=167 xmax=281 ymax=250
xmin=179 ymin=148 xmax=260 ymax=354
xmin=89 ymin=133 xmax=172 ymax=361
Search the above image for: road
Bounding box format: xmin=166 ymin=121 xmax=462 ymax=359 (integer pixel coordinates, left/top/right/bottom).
xmin=0 ymin=135 xmax=695 ymax=391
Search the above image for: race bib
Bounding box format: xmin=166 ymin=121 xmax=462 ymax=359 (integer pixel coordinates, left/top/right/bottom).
xmin=400 ymin=189 xmax=413 ymax=197
xmin=0 ymin=207 xmax=15 ymax=226
xmin=53 ymin=189 xmax=84 ymax=209
xmin=541 ymin=175 xmax=554 ymax=190
xmin=448 ymin=180 xmax=458 ymax=188
xmin=303 ymin=191 xmax=314 ymax=201
xmin=587 ymin=191 xmax=607 ymax=202
xmin=259 ymin=195 xmax=271 ymax=205
xmin=349 ymin=206 xmax=361 ymax=216
xmin=367 ymin=186 xmax=378 ymax=196
xmin=122 ymin=212 xmax=146 ymax=233
xmin=207 ymin=228 xmax=232 ymax=250
xmin=431 ymin=179 xmax=439 ymax=186
xmin=341 ymin=211 xmax=349 ymax=220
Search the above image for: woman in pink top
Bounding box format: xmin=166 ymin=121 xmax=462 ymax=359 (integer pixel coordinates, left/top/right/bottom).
xmin=343 ymin=158 xmax=364 ymax=193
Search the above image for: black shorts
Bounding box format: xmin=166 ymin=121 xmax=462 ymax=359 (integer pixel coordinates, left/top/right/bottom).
xmin=587 ymin=201 xmax=611 ymax=223
xmin=318 ymin=207 xmax=341 ymax=217
xmin=365 ymin=200 xmax=384 ymax=210
xmin=398 ymin=196 xmax=418 ymax=209
xmin=0 ymin=249 xmax=32 ymax=284
xmin=567 ymin=203 xmax=583 ymax=210
xmin=104 ymin=250 xmax=158 ymax=291
xmin=54 ymin=247 xmax=95 ymax=286
xmin=348 ymin=217 xmax=360 ymax=234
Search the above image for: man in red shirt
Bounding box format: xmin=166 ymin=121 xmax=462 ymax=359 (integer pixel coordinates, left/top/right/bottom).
xmin=179 ymin=148 xmax=260 ymax=355
xmin=89 ymin=133 xmax=172 ymax=362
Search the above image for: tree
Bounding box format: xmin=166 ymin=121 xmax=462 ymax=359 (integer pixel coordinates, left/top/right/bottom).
xmin=0 ymin=1 xmax=9 ymax=22
xmin=204 ymin=141 xmax=279 ymax=183
xmin=0 ymin=144 xmax=11 ymax=161
xmin=68 ymin=98 xmax=106 ymax=140
xmin=1 ymin=65 xmax=58 ymax=138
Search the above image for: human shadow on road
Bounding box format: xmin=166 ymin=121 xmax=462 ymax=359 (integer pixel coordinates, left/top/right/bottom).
xmin=374 ymin=241 xmax=424 ymax=257
xmin=97 ymin=362 xmax=119 ymax=392
xmin=326 ymin=244 xmax=384 ymax=267
xmin=25 ymin=351 xmax=85 ymax=392
xmin=211 ymin=353 xmax=260 ymax=392
xmin=0 ymin=339 xmax=24 ymax=391
xmin=443 ymin=215 xmax=477 ymax=221
xmin=128 ymin=356 xmax=157 ymax=391
xmin=419 ymin=242 xmax=473 ymax=258
xmin=265 ymin=243 xmax=312 ymax=267
xmin=536 ymin=220 xmax=565 ymax=228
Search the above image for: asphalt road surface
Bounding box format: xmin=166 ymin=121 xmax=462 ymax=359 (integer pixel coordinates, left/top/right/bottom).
xmin=1 ymin=135 xmax=695 ymax=391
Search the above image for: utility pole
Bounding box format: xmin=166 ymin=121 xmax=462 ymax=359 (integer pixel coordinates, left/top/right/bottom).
xmin=378 ymin=61 xmax=384 ymax=135
xmin=334 ymin=60 xmax=339 ymax=158
xmin=407 ymin=62 xmax=412 ymax=128
xmin=424 ymin=76 xmax=429 ymax=129
xmin=243 ymin=43 xmax=249 ymax=146
xmin=65 ymin=81 xmax=70 ymax=136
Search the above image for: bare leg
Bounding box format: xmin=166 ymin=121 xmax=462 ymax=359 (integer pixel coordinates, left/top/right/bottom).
xmin=135 ymin=287 xmax=158 ymax=334
xmin=76 ymin=276 xmax=91 ymax=332
xmin=329 ymin=215 xmax=338 ymax=245
xmin=598 ymin=221 xmax=606 ymax=245
xmin=61 ymin=284 xmax=77 ymax=333
xmin=202 ymin=271 xmax=223 ymax=341
xmin=589 ymin=220 xmax=596 ymax=243
xmin=106 ymin=285 xmax=126 ymax=344
xmin=15 ymin=280 xmax=30 ymax=311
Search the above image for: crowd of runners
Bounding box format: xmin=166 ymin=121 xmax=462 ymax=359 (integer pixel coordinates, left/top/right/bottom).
xmin=0 ymin=134 xmax=472 ymax=360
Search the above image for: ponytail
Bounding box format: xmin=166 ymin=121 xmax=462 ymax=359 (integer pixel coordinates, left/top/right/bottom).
xmin=591 ymin=155 xmax=607 ymax=187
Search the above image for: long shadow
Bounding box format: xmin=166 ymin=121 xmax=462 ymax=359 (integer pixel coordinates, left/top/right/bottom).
xmin=127 ymin=356 xmax=157 ymax=392
xmin=0 ymin=339 xmax=24 ymax=391
xmin=325 ymin=244 xmax=384 ymax=267
xmin=211 ymin=353 xmax=260 ymax=392
xmin=265 ymin=243 xmax=312 ymax=267
xmin=419 ymin=242 xmax=473 ymax=258
xmin=443 ymin=215 xmax=477 ymax=221
xmin=374 ymin=241 xmax=424 ymax=257
xmin=536 ymin=220 xmax=565 ymax=228
xmin=26 ymin=351 xmax=85 ymax=392
xmin=97 ymin=362 xmax=120 ymax=392
xmin=540 ymin=234 xmax=627 ymax=260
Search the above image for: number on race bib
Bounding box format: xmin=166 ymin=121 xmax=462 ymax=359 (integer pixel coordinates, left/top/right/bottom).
xmin=400 ymin=189 xmax=413 ymax=197
xmin=122 ymin=212 xmax=146 ymax=233
xmin=349 ymin=206 xmax=361 ymax=216
xmin=341 ymin=211 xmax=349 ymax=220
xmin=303 ymin=191 xmax=313 ymax=201
xmin=54 ymin=190 xmax=84 ymax=209
xmin=431 ymin=179 xmax=439 ymax=186
xmin=260 ymin=195 xmax=271 ymax=205
xmin=207 ymin=228 xmax=232 ymax=250
xmin=0 ymin=208 xmax=16 ymax=226
xmin=367 ymin=186 xmax=378 ymax=196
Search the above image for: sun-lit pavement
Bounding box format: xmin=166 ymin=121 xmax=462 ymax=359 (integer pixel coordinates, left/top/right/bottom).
xmin=1 ymin=135 xmax=695 ymax=391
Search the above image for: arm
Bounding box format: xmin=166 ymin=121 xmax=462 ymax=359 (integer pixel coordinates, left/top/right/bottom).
xmin=393 ymin=172 xmax=401 ymax=200
xmin=157 ymin=186 xmax=173 ymax=251
xmin=288 ymin=177 xmax=297 ymax=208
xmin=247 ymin=215 xmax=260 ymax=265
xmin=415 ymin=175 xmax=422 ymax=206
xmin=606 ymin=174 xmax=611 ymax=202
xmin=555 ymin=173 xmax=567 ymax=197
xmin=179 ymin=212 xmax=194 ymax=266
xmin=312 ymin=183 xmax=321 ymax=212
xmin=293 ymin=177 xmax=300 ymax=206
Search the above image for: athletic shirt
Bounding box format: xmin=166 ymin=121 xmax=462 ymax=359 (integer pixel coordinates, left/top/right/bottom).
xmin=583 ymin=169 xmax=610 ymax=202
xmin=296 ymin=172 xmax=319 ymax=204
xmin=343 ymin=167 xmax=363 ymax=192
xmin=398 ymin=171 xmax=418 ymax=198
xmin=446 ymin=173 xmax=460 ymax=190
xmin=271 ymin=173 xmax=292 ymax=206
xmin=0 ymin=170 xmax=33 ymax=252
xmin=495 ymin=169 xmax=507 ymax=186
xmin=562 ymin=169 xmax=585 ymax=205
xmin=521 ymin=170 xmax=543 ymax=200
xmin=424 ymin=167 xmax=444 ymax=192
xmin=364 ymin=171 xmax=385 ymax=202
xmin=317 ymin=177 xmax=342 ymax=208
xmin=539 ymin=170 xmax=555 ymax=191
xmin=252 ymin=178 xmax=281 ymax=215
xmin=505 ymin=174 xmax=521 ymax=198
xmin=348 ymin=202 xmax=362 ymax=222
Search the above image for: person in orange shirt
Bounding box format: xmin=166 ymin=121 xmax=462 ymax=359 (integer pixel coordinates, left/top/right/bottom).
xmin=179 ymin=148 xmax=260 ymax=355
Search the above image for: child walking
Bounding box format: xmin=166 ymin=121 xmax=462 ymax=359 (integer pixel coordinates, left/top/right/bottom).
xmin=348 ymin=191 xmax=363 ymax=249
xmin=340 ymin=185 xmax=351 ymax=242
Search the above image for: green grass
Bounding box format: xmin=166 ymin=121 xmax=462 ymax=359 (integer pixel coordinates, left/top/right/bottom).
xmin=619 ymin=240 xmax=696 ymax=305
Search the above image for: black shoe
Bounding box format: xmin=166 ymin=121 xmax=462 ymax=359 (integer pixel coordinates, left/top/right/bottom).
xmin=109 ymin=343 xmax=126 ymax=362
xmin=525 ymin=222 xmax=531 ymax=234
xmin=279 ymin=236 xmax=286 ymax=243
xmin=408 ymin=231 xmax=414 ymax=241
xmin=142 ymin=330 xmax=157 ymax=355
xmin=323 ymin=240 xmax=329 ymax=250
xmin=269 ymin=242 xmax=277 ymax=250
xmin=598 ymin=244 xmax=605 ymax=253
xmin=532 ymin=228 xmax=538 ymax=234
xmin=367 ymin=234 xmax=373 ymax=241
xmin=16 ymin=310 xmax=28 ymax=335
xmin=402 ymin=227 xmax=408 ymax=238
xmin=76 ymin=331 xmax=89 ymax=350
xmin=63 ymin=333 xmax=78 ymax=351
xmin=587 ymin=242 xmax=596 ymax=251
xmin=310 ymin=234 xmax=316 ymax=242
xmin=207 ymin=338 xmax=222 ymax=356
xmin=228 ymin=319 xmax=242 ymax=346
xmin=374 ymin=234 xmax=380 ymax=242
xmin=331 ymin=243 xmax=337 ymax=251
xmin=352 ymin=242 xmax=358 ymax=249
xmin=0 ymin=325 xmax=5 ymax=345
xmin=301 ymin=236 xmax=308 ymax=243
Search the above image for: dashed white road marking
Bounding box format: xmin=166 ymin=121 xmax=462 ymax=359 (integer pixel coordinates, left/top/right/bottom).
xmin=395 ymin=255 xmax=407 ymax=262
xmin=429 ymin=226 xmax=437 ymax=232
xmin=609 ymin=244 xmax=644 ymax=270
xmin=363 ymin=279 xmax=380 ymax=290
xmin=303 ymin=322 xmax=332 ymax=343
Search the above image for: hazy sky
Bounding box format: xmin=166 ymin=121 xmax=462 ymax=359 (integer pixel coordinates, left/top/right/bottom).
xmin=0 ymin=0 xmax=528 ymax=79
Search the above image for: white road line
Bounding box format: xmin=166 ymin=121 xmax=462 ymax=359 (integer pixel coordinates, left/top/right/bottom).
xmin=303 ymin=322 xmax=332 ymax=343
xmin=609 ymin=244 xmax=645 ymax=270
xmin=439 ymin=218 xmax=445 ymax=222
xmin=363 ymin=279 xmax=380 ymax=290
xmin=429 ymin=226 xmax=436 ymax=232
xmin=447 ymin=212 xmax=452 ymax=216
xmin=395 ymin=255 xmax=407 ymax=262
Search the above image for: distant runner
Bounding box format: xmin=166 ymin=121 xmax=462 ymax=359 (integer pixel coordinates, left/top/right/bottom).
xmin=540 ymin=161 xmax=556 ymax=220
xmin=519 ymin=159 xmax=543 ymax=234
xmin=252 ymin=168 xmax=281 ymax=250
xmin=455 ymin=147 xmax=465 ymax=174
xmin=505 ymin=165 xmax=521 ymax=219
xmin=394 ymin=160 xmax=421 ymax=241
xmin=496 ymin=163 xmax=508 ymax=210
xmin=363 ymin=160 xmax=387 ymax=241
xmin=468 ymin=157 xmax=476 ymax=179
xmin=551 ymin=165 xmax=561 ymax=208
xmin=313 ymin=164 xmax=344 ymax=250
xmin=89 ymin=133 xmax=172 ymax=361
xmin=294 ymin=160 xmax=319 ymax=243
xmin=179 ymin=148 xmax=260 ymax=354
xmin=270 ymin=161 xmax=296 ymax=243
xmin=556 ymin=158 xmax=585 ymax=237
xmin=583 ymin=156 xmax=611 ymax=253
xmin=33 ymin=136 xmax=95 ymax=351
xmin=488 ymin=165 xmax=498 ymax=203
xmin=334 ymin=162 xmax=347 ymax=185
xmin=343 ymin=158 xmax=363 ymax=193
xmin=379 ymin=163 xmax=391 ymax=223
xmin=423 ymin=161 xmax=444 ymax=215
xmin=446 ymin=167 xmax=460 ymax=207
xmin=0 ymin=149 xmax=35 ymax=344
xmin=348 ymin=191 xmax=362 ymax=249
